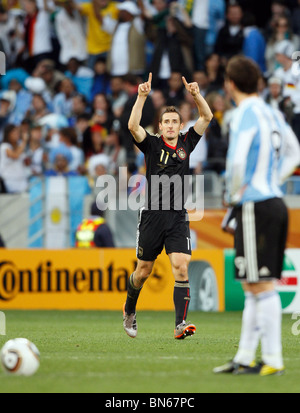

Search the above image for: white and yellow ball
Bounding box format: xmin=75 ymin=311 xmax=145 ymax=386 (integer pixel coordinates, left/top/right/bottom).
xmin=0 ymin=338 xmax=40 ymax=376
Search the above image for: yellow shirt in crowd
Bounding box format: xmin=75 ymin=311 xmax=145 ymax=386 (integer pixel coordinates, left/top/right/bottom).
xmin=79 ymin=1 xmax=119 ymax=55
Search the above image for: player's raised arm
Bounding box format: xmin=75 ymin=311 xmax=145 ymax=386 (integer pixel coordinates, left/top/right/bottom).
xmin=182 ymin=76 xmax=213 ymax=136
xmin=128 ymin=73 xmax=152 ymax=143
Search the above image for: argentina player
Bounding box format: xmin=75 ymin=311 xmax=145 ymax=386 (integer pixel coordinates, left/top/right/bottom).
xmin=214 ymin=56 xmax=300 ymax=376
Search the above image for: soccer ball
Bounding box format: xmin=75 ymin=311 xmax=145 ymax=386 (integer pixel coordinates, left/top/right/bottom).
xmin=0 ymin=338 xmax=40 ymax=376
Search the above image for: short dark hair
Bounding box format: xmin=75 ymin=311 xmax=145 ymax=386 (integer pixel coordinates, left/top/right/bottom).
xmin=159 ymin=106 xmax=182 ymax=123
xmin=3 ymin=124 xmax=18 ymax=143
xmin=91 ymin=201 xmax=104 ymax=217
xmin=225 ymin=55 xmax=261 ymax=94
xmin=59 ymin=127 xmax=78 ymax=145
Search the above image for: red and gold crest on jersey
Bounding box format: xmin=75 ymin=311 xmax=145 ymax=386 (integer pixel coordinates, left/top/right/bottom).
xmin=176 ymin=147 xmax=187 ymax=160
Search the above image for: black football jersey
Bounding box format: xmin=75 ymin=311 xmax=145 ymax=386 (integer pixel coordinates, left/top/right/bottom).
xmin=133 ymin=127 xmax=202 ymax=210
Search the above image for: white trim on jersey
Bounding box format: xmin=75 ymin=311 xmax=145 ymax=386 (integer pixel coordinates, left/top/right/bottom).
xmin=136 ymin=206 xmax=145 ymax=258
xmin=242 ymin=202 xmax=258 ymax=283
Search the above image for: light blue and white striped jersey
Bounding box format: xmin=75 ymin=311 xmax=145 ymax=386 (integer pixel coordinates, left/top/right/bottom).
xmin=225 ymin=96 xmax=300 ymax=205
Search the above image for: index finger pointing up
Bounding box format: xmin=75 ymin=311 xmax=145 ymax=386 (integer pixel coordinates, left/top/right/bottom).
xmin=182 ymin=76 xmax=188 ymax=87
xmin=148 ymin=72 xmax=152 ymax=84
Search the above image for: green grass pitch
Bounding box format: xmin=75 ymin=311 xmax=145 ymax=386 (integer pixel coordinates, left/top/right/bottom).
xmin=0 ymin=310 xmax=299 ymax=393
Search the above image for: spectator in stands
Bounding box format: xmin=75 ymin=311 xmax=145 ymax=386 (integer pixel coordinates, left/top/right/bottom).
xmin=206 ymin=0 xmax=226 ymax=57
xmin=148 ymin=88 xmax=167 ymax=134
xmin=20 ymin=117 xmax=31 ymax=139
xmin=242 ymin=12 xmax=266 ymax=73
xmin=265 ymin=15 xmax=300 ymax=76
xmin=68 ymin=94 xmax=90 ymax=128
xmin=64 ymin=57 xmax=94 ymax=101
xmin=264 ymin=76 xmax=294 ymax=124
xmin=36 ymin=111 xmax=69 ymax=152
xmin=91 ymin=92 xmax=115 ymax=133
xmin=265 ymin=0 xmax=291 ymax=41
xmin=165 ymin=71 xmax=185 ymax=106
xmin=21 ymin=0 xmax=53 ymax=73
xmin=75 ymin=0 xmax=119 ymax=69
xmin=179 ymin=100 xmax=197 ymax=133
xmin=0 ymin=65 xmax=29 ymax=93
xmin=75 ymin=201 xmax=115 ymax=248
xmin=0 ymin=3 xmax=25 ymax=69
xmin=125 ymin=159 xmax=147 ymax=196
xmin=144 ymin=0 xmax=192 ymax=89
xmin=75 ymin=113 xmax=90 ymax=145
xmin=0 ymin=124 xmax=29 ymax=193
xmin=214 ymin=2 xmax=244 ymax=63
xmin=257 ymin=75 xmax=269 ymax=100
xmin=90 ymin=57 xmax=111 ymax=102
xmin=203 ymin=91 xmax=228 ymax=174
xmin=169 ymin=2 xmax=194 ymax=74
xmin=106 ymin=1 xmax=146 ymax=77
xmin=45 ymin=143 xmax=78 ymax=176
xmin=292 ymin=0 xmax=300 ymax=36
xmin=24 ymin=75 xmax=53 ymax=113
xmin=204 ymin=53 xmax=225 ymax=92
xmin=58 ymin=127 xmax=85 ymax=173
xmin=83 ymin=123 xmax=106 ymax=160
xmin=25 ymin=93 xmax=49 ymax=124
xmin=274 ymin=40 xmax=300 ymax=140
xmin=103 ymin=121 xmax=127 ymax=176
xmin=0 ymin=90 xmax=16 ymax=139
xmin=6 ymin=78 xmax=32 ymax=126
xmin=150 ymin=88 xmax=167 ymax=112
xmin=190 ymin=0 xmax=209 ymax=71
xmin=0 ymin=5 xmax=9 ymax=55
xmin=108 ymin=76 xmax=128 ymax=119
xmin=53 ymin=77 xmax=76 ymax=119
xmin=192 ymin=70 xmax=210 ymax=97
xmin=31 ymin=59 xmax=65 ymax=98
xmin=87 ymin=152 xmax=110 ymax=188
xmin=264 ymin=76 xmax=284 ymax=110
xmin=88 ymin=153 xmax=109 ymax=178
xmin=25 ymin=123 xmax=45 ymax=176
xmin=54 ymin=0 xmax=87 ymax=68
xmin=271 ymin=0 xmax=291 ymax=20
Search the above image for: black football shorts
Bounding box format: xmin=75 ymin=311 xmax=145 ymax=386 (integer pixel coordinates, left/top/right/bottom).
xmin=136 ymin=208 xmax=192 ymax=261
xmin=234 ymin=198 xmax=288 ymax=283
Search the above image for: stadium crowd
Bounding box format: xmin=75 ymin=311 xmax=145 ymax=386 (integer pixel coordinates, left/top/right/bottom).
xmin=0 ymin=0 xmax=300 ymax=194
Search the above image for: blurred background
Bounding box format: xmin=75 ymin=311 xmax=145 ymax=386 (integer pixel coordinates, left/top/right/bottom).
xmin=0 ymin=0 xmax=299 ymax=313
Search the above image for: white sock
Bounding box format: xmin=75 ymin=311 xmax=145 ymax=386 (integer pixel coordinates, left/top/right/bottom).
xmin=256 ymin=290 xmax=284 ymax=369
xmin=234 ymin=292 xmax=260 ymax=366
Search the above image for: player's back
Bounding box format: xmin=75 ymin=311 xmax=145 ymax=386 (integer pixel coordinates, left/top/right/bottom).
xmin=226 ymin=96 xmax=300 ymax=205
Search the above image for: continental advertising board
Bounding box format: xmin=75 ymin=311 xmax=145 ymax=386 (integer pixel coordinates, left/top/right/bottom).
xmin=1 ymin=248 xmax=298 ymax=312
xmin=0 ymin=249 xmax=224 ymax=311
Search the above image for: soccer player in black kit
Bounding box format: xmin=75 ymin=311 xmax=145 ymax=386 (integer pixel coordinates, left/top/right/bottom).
xmin=123 ymin=73 xmax=213 ymax=339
